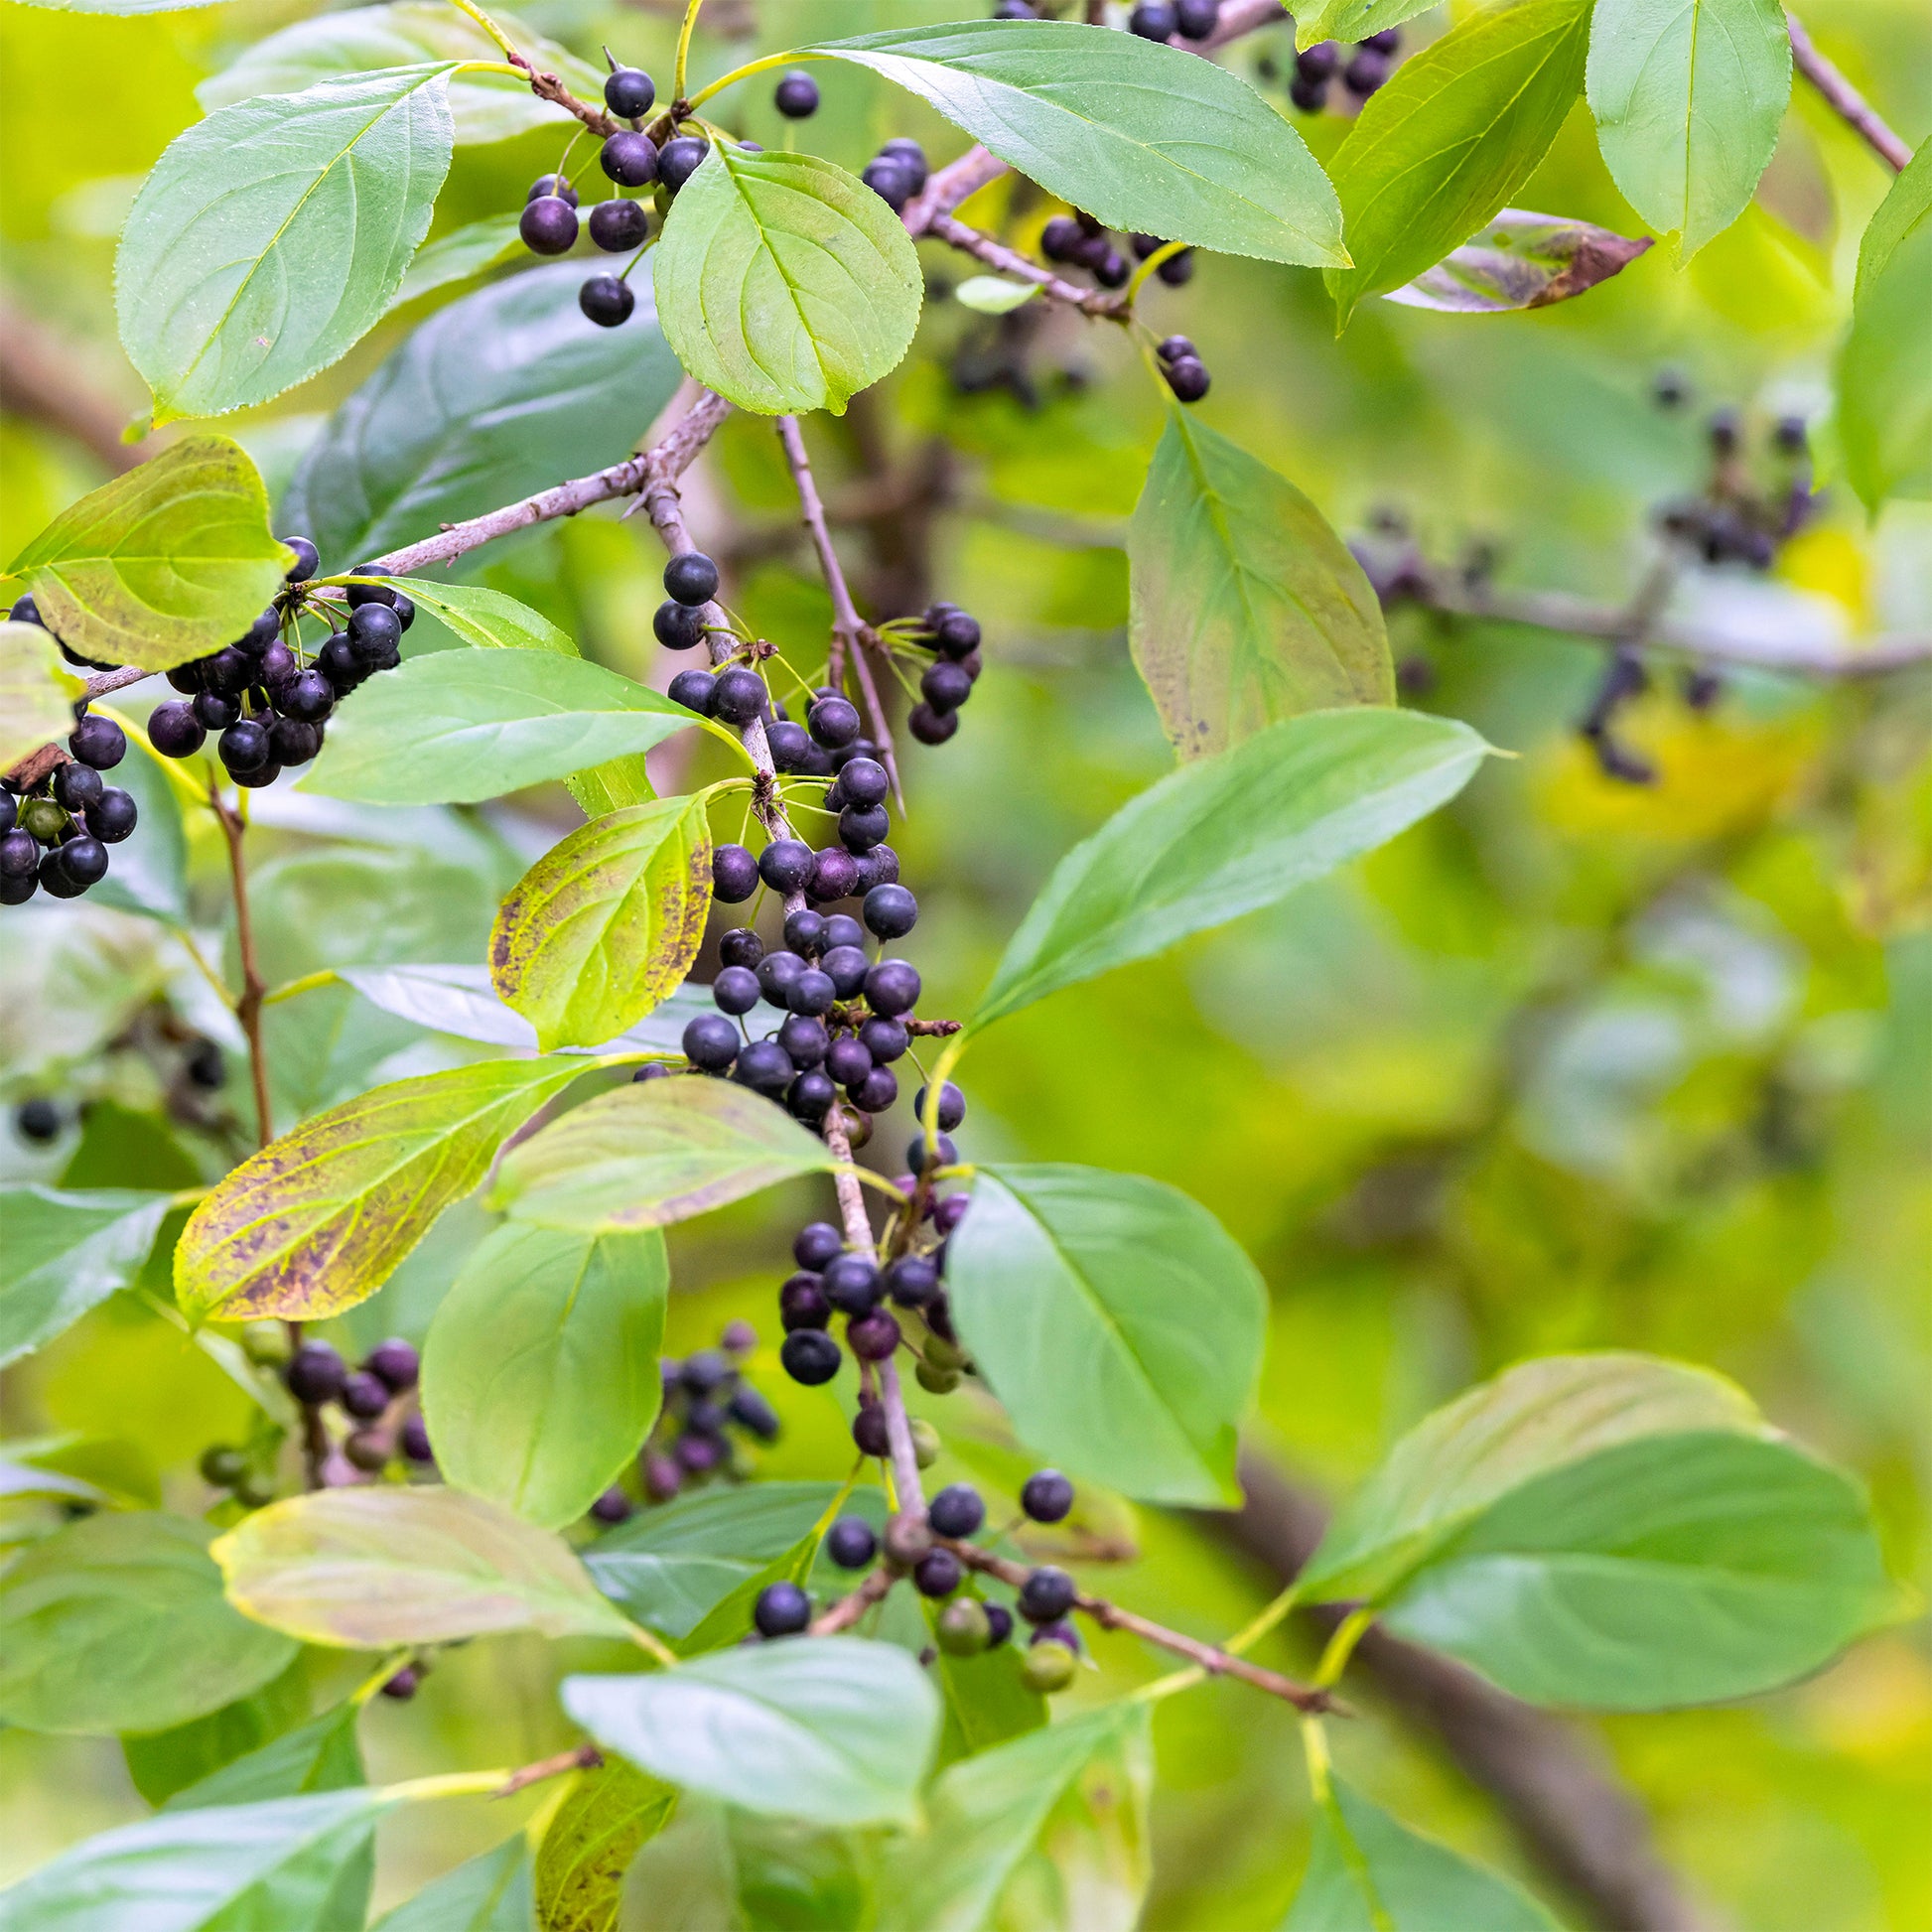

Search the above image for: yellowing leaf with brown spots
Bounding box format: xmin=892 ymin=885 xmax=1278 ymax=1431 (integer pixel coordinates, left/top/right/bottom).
xmin=174 ymin=1058 xmax=590 ymax=1322
xmin=535 ymin=1757 xmax=675 ymax=1932
xmin=490 ymin=796 xmax=712 ymax=1053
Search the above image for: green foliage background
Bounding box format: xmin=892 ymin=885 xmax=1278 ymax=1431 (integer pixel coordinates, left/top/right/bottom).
xmin=1 ymin=0 xmax=1928 ymax=1924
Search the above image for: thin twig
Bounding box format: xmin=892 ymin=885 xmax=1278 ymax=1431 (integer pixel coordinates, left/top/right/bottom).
xmin=1785 ymin=10 xmax=1912 ymax=173
xmin=492 ymin=1742 xmax=602 ymax=1798
xmin=924 ymin=213 xmax=1127 ymax=317
xmin=942 ymin=1538 xmax=1337 ymax=1715
xmin=811 ymin=1566 xmax=896 ymax=1635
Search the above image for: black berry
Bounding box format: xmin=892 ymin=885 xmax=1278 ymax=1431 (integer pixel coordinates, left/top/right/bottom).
xmin=69 ymin=715 xmax=125 ymax=770
xmin=588 ymin=198 xmax=649 ymax=253
xmin=786 ymin=969 xmax=836 ymax=1018
xmin=885 ymin=1254 xmax=938 ymax=1306
xmin=1174 ymin=0 xmax=1220 ymax=38
xmin=863 ymin=885 xmax=917 ymax=939
xmin=774 ymin=70 xmax=819 ymax=117
xmin=604 ymin=65 xmax=655 ymax=118
xmin=913 ymin=1550 xmax=962 ymax=1597
xmin=794 ymin=1221 xmax=843 ymax=1270
xmin=720 ymin=927 xmax=764 ymax=969
xmin=921 ymin=661 xmax=972 ymax=714
xmin=780 ymin=1327 xmax=841 ymax=1385
xmin=579 ymin=275 xmax=635 ymax=327
xmin=850 ymin=1066 xmax=897 ymax=1114
xmin=654 ymin=600 xmax=708 ymax=650
xmin=819 ymin=946 xmax=869 ymax=1002
xmin=88 ymin=788 xmax=137 ymax=843
xmin=15 ymin=1097 xmax=60 ymax=1140
xmin=757 ymin=949 xmax=807 ymax=1007
xmin=683 ymin=1012 xmax=740 ymax=1070
xmin=712 ymin=964 xmax=761 ymax=1015
xmin=788 ymin=1068 xmax=836 ymax=1121
xmin=286 ymin=1341 xmax=346 ymax=1405
xmin=766 ymin=720 xmax=812 ymax=771
xmin=219 ymin=720 xmax=271 ymax=774
xmin=341 ymin=1370 xmax=389 ymax=1420
xmin=754 ymin=1580 xmax=812 ymax=1638
xmin=839 ymin=803 xmax=890 ymax=854
xmin=269 ymin=718 xmax=322 ymax=767
xmin=807 ymin=695 xmax=861 ymax=749
xmin=658 ymin=135 xmax=709 ymax=194
xmin=822 ymin=1252 xmax=882 ymax=1316
xmin=809 ymin=847 xmax=859 ymax=902
xmin=366 ymin=1338 xmax=419 ymax=1392
xmin=1165 ymin=356 xmax=1211 ymax=403
xmin=282 ymin=536 xmax=320 ymax=582
xmin=348 ymin=601 xmax=401 ymax=660
xmin=825 ymin=1035 xmax=872 ymax=1088
xmin=908 ymin=703 xmax=957 ymax=746
xmin=864 ymin=960 xmax=920 ymax=1016
xmin=711 ymin=843 xmax=759 ymax=901
xmin=826 ymin=1516 xmax=877 ymax=1569
xmin=53 ymin=762 xmax=102 ymax=812
xmin=664 ymin=552 xmax=721 ymax=607
xmin=780 ymin=1271 xmax=831 ymax=1329
xmin=714 ymin=668 xmax=766 ymax=725
xmin=148 ymin=702 xmax=205 ymax=759
xmin=1022 ymin=1469 xmax=1075 ymax=1523
xmin=528 ymin=174 xmax=580 ymax=206
xmin=778 ymin=1012 xmax=827 ymax=1064
xmin=1019 ymin=1566 xmax=1077 ymax=1622
xmin=852 ymin=1402 xmax=890 ymax=1456
xmin=520 ymin=195 xmax=580 ymax=255
xmin=928 ymin=1484 xmax=985 ymax=1539
xmin=600 ymin=131 xmax=659 ymax=187
xmin=667 ymin=667 xmax=717 ymax=715
xmin=759 ymin=838 xmax=815 ymax=895
xmin=1129 ymin=0 xmax=1177 ymax=36
xmin=859 ymin=1017 xmax=906 ymax=1062
xmin=862 ymin=157 xmax=913 ymax=211
xmin=732 ymin=1038 xmax=793 ymax=1097
xmin=783 ymin=907 xmax=826 ymax=955
xmin=282 ymin=671 xmax=334 ymax=723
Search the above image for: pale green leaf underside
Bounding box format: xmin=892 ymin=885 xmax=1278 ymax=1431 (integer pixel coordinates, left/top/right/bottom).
xmin=811 ymin=19 xmax=1344 ymax=268
xmin=972 ymin=707 xmax=1490 ymax=1030
xmin=653 ymin=145 xmax=922 ymax=416
xmin=1840 ymin=143 xmax=1932 ymax=512
xmin=0 ymin=623 xmax=81 ymax=771
xmin=0 ymin=1185 xmax=174 ymax=1368
xmin=492 ymin=1073 xmax=850 ymax=1231
xmin=303 ymin=647 xmax=722 ymax=805
xmin=423 ymin=1222 xmax=669 ymax=1530
xmin=5 ymin=437 xmax=292 ymax=670
xmin=214 ymin=1484 xmax=637 ymax=1646
xmin=947 ymin=1165 xmax=1266 ymax=1506
xmin=116 ymin=66 xmax=456 ymax=422
xmin=1130 ymin=406 xmax=1391 ymax=759
xmin=1586 ymin=0 xmax=1791 ymax=261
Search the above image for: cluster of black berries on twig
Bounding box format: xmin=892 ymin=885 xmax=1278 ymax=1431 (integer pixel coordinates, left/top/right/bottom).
xmin=141 ymin=536 xmax=413 ymax=794
xmin=1262 ymin=29 xmax=1402 ymax=110
xmin=873 ymin=600 xmax=984 ymax=748
xmin=1040 ymin=209 xmax=1195 ymax=292
xmin=1 ymin=684 xmax=133 ymax=910
xmin=1653 ymin=384 xmax=1817 ymax=572
xmin=992 ymin=0 xmax=1222 ymax=35
xmin=623 ymin=1324 xmax=780 ymax=1515
xmin=1154 ymin=333 xmax=1210 ymax=403
xmin=861 ymin=139 xmax=929 ymax=213
xmin=279 ymin=1333 xmax=429 ymax=1474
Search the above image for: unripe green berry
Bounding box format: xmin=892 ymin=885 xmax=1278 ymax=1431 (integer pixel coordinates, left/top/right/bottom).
xmin=1022 ymin=1638 xmax=1077 ymax=1693
xmin=916 ymin=1360 xmax=962 ymax=1394
xmin=240 ymin=1319 xmax=291 ymax=1366
xmin=909 ymin=1418 xmax=942 ymax=1467
xmin=937 ymin=1598 xmax=992 ymax=1656
xmin=198 ymin=1444 xmax=246 ymax=1487
xmin=923 ymin=1332 xmax=967 ymax=1371
xmin=234 ymin=1472 xmax=278 ymax=1509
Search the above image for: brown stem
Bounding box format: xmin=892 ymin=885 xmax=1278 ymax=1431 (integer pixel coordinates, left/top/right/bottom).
xmin=492 ymin=1742 xmax=603 ymax=1798
xmin=925 ymin=213 xmax=1128 ymax=317
xmin=1785 ymin=10 xmax=1912 ymax=173
xmin=940 ymin=1538 xmax=1336 ymax=1714
xmin=811 ymin=1566 xmax=896 ymax=1635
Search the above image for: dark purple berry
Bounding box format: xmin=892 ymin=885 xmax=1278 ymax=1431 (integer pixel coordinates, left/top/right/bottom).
xmin=286 ymin=1341 xmax=346 ymax=1405
xmin=69 ymin=715 xmax=125 ymax=770
xmin=657 ymin=136 xmax=709 ymax=194
xmin=712 ymin=843 xmax=759 ymax=901
xmin=341 ymin=1370 xmax=389 ymax=1420
xmin=863 ymin=884 xmax=917 ymax=939
xmin=853 ymin=1402 xmax=891 ymax=1456
xmin=757 ymin=948 xmax=807 ymax=1007
xmin=780 ymin=1272 xmax=832 ymax=1329
xmin=401 ymin=1414 xmax=433 ymax=1461
xmin=914 ymin=1081 xmax=965 ymax=1132
xmin=1022 ymin=1469 xmax=1074 ymax=1523
xmin=1174 ymin=0 xmax=1220 ymax=38
xmin=850 ymin=1066 xmax=897 ymax=1114
xmin=826 ymin=1516 xmax=877 ymax=1568
xmin=148 ymin=702 xmax=205 ymax=759
xmin=907 ymin=1132 xmax=957 ymax=1174
xmin=839 ymin=803 xmax=890 ymax=853
xmin=601 ymin=130 xmax=659 ymax=188
xmin=862 ymin=158 xmax=913 ymax=211
xmin=579 ymin=275 xmax=635 ymax=327
xmin=590 ymin=1487 xmax=633 ymax=1524
xmin=719 ymin=927 xmax=763 ymax=969
xmin=53 ymin=762 xmax=101 ymax=812
xmin=766 ymin=720 xmax=812 ymax=771
xmin=928 ymin=1484 xmax=984 ymax=1539
xmin=822 ymin=1252 xmax=881 ymax=1317
xmin=819 ymin=950 xmax=868 ymax=1005
xmin=712 ymin=964 xmax=761 ymax=1015
xmin=859 ymin=1016 xmax=906 ymax=1062
xmin=683 ymin=1012 xmax=740 ymax=1070
xmin=317 ymin=633 xmax=364 ymax=693
xmin=194 ymin=689 xmax=240 ymax=732
xmin=268 ymin=717 xmax=322 ymax=767
xmin=348 ymin=602 xmax=401 ymax=660
xmin=913 ymin=1550 xmax=962 ymax=1597
xmin=908 ymin=703 xmax=957 ymax=746
xmin=604 ymin=66 xmax=655 ymax=117
xmin=848 ymin=1309 xmax=900 ymax=1360
xmin=1165 ymin=356 xmax=1211 ymax=403
xmin=589 ymin=198 xmax=649 ymax=253
xmin=732 ymin=1038 xmax=793 ymax=1097
xmin=864 ymin=960 xmax=919 ymax=1017
xmin=0 ymin=830 xmax=39 ymax=880
xmin=1019 ymin=1566 xmax=1077 ymax=1622
xmin=807 ymin=695 xmax=861 ymax=749
xmin=219 ymin=720 xmax=271 ymax=774
xmin=808 ymin=847 xmax=858 ymax=903
xmin=667 ymin=667 xmax=717 ymax=715
xmin=1157 ymin=248 xmax=1194 ymax=286
xmin=783 ymin=908 xmax=826 ymax=956
xmin=282 ymin=536 xmax=319 ymax=583
xmin=787 ymin=1067 xmax=836 ymax=1122
xmin=754 ymin=1580 xmax=811 ymax=1638
xmin=1129 ymin=0 xmax=1176 ymax=36
xmin=281 ymin=671 xmax=334 ymax=724
xmin=1342 ymin=48 xmax=1390 ymax=95
xmin=885 ymin=1253 xmax=938 ymax=1307
xmin=664 ymin=552 xmax=721 ymax=606
xmin=88 ymin=788 xmax=137 ymax=843
xmin=795 ymin=1222 xmax=843 ymax=1270
xmin=786 ymin=970 xmax=837 ymax=1018
xmin=527 ymin=174 xmax=580 ymax=206
xmin=366 ymin=1339 xmax=419 ymax=1393
xmin=56 ymin=836 xmax=107 ymax=887
xmin=379 ymin=1666 xmax=419 ymax=1700
xmin=714 ymin=668 xmax=766 ymax=725
xmin=985 ymin=1603 xmax=1014 ymax=1647
xmin=922 ymin=661 xmax=972 ymax=714
xmin=774 ymin=70 xmax=819 ymax=117
xmin=759 ymin=838 xmax=815 ymax=895
xmin=729 ymin=1384 xmax=780 ymax=1440
xmin=520 ymin=195 xmax=580 ymax=255
xmin=781 ymin=1328 xmax=841 ymax=1386
xmin=825 ymin=1034 xmax=872 ymax=1088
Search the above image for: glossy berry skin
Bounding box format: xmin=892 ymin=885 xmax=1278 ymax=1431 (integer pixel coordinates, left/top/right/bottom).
xmin=852 ymin=1403 xmax=891 ymax=1456
xmin=282 ymin=671 xmax=335 ymax=723
xmin=1022 ymin=1469 xmax=1074 ymax=1523
xmin=807 ymin=695 xmax=861 ymax=749
xmin=928 ymin=1483 xmax=985 ymax=1539
xmin=588 ymin=198 xmax=649 ymax=253
xmin=720 ymin=927 xmax=764 ymax=970
xmin=908 ymin=703 xmax=957 ymax=746
xmin=859 ymin=1017 xmax=906 ymax=1063
xmin=780 ymin=1327 xmax=841 ymax=1386
xmin=528 ymin=174 xmax=580 ymax=206
xmin=757 ymin=949 xmax=806 ymax=1007
xmin=520 ymin=195 xmax=580 ymax=255
xmin=148 ymin=701 xmax=207 ymax=759
xmin=219 ymin=720 xmax=271 ymax=774
xmin=657 ymin=136 xmax=709 ymax=193
xmin=783 ymin=908 xmax=825 ymax=957
xmin=711 ymin=964 xmax=761 ymax=1015
xmin=913 ymin=1549 xmax=962 ymax=1597
xmin=341 ymin=1370 xmax=390 ymax=1420
xmin=863 ymin=885 xmax=918 ymax=941
xmin=601 ymin=131 xmax=659 ymax=187
xmin=758 ymin=838 xmax=814 ymax=895
xmin=286 ymin=1341 xmax=347 ymax=1405
xmin=826 ymin=1516 xmax=877 ymax=1569
xmin=348 ymin=603 xmax=403 ymax=665
xmin=822 ymin=1252 xmax=882 ymax=1316
xmin=795 ymin=1221 xmax=843 ymax=1270
xmin=88 ymin=789 xmax=137 ymax=843
xmin=808 ymin=847 xmax=859 ymax=903
xmin=57 ymin=837 xmax=108 ymax=887
xmin=837 ymin=757 xmax=888 ymax=808
xmin=861 ymin=157 xmax=913 ymax=211
xmin=282 ymin=536 xmax=320 ymax=582
xmin=269 ymin=718 xmax=322 ymax=768
xmin=880 ymin=138 xmax=928 ymax=194
xmin=839 ymin=803 xmax=890 ymax=853
xmin=653 ymin=600 xmax=708 ymax=650
xmin=604 ymin=65 xmax=655 ymax=117
xmin=787 ymin=970 xmax=836 ymax=1018
xmin=714 ymin=668 xmax=766 ymax=726
xmin=885 ymin=1253 xmax=938 ymax=1307
xmin=779 ymin=1273 xmax=831 ymax=1330
xmin=664 ymin=551 xmax=721 ymax=606
xmin=1019 ymin=1566 xmax=1077 ymax=1623
xmin=1166 ymin=356 xmax=1211 ymax=403
xmin=850 ymin=1066 xmax=897 ymax=1114
xmin=683 ymin=1012 xmax=740 ymax=1071
xmin=774 ymin=70 xmax=819 ymax=117
xmin=667 ymin=667 xmax=717 ymax=714
xmin=579 ymin=275 xmax=635 ymax=327
xmin=864 ymin=960 xmax=920 ymax=1017
xmin=1174 ymin=0 xmax=1220 ymax=36
xmin=780 ymin=1067 xmax=828 ymax=1123
xmin=825 ymin=1035 xmax=872 ymax=1088
xmin=0 ymin=830 xmax=39 ymax=880
xmin=754 ymin=1580 xmax=812 ymax=1637
xmin=766 ymin=721 xmax=812 ymax=771
xmin=921 ymin=661 xmax=972 ymax=714
xmin=906 ymin=1132 xmax=956 ymax=1174
xmin=733 ymin=1039 xmax=793 ymax=1098
xmin=1157 ymin=334 xmax=1195 ymax=363
xmin=69 ymin=714 xmax=125 ymax=770
xmin=914 ymin=1080 xmax=966 ymax=1132
xmin=847 ymin=1309 xmax=900 ymax=1360
xmin=53 ymin=762 xmax=102 ymax=812
xmin=317 ymin=634 xmax=364 ymax=693
xmin=933 ymin=609 xmax=980 ymax=657
xmin=366 ymin=1338 xmax=419 ymax=1393
xmin=712 ymin=843 xmax=759 ymax=901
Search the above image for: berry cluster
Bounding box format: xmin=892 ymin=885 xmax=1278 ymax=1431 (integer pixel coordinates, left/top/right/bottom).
xmin=624 ymin=1323 xmax=780 ymax=1516
xmin=902 ymin=602 xmax=984 ymax=747
xmin=1272 ymin=29 xmax=1402 ymax=110
xmin=860 ymin=139 xmax=929 ymax=214
xmin=1153 ymin=333 xmax=1211 ymax=403
xmin=0 ymin=685 xmax=133 ymax=910
xmin=1653 ymin=394 xmax=1815 ymax=571
xmin=280 ymin=1333 xmax=432 ymax=1473
xmin=144 ymin=537 xmax=411 ymax=795
xmin=1128 ymin=0 xmax=1223 ymax=42
xmin=1039 ymin=209 xmax=1195 ymax=292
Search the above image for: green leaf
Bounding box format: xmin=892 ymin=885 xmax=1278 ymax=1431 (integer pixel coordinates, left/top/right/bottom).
xmin=490 ymin=797 xmax=714 ymax=1052
xmin=0 ymin=1185 xmax=174 ymax=1367
xmin=212 ymin=1483 xmax=641 ymax=1646
xmin=491 ymin=1076 xmax=852 ymax=1232
xmin=304 ymin=648 xmax=724 ymax=805
xmin=811 ymin=19 xmax=1344 ymax=268
xmin=198 ymin=2 xmax=599 ymax=146
xmin=1840 ymin=143 xmax=1932 ymax=512
xmin=1325 ymin=0 xmax=1592 ymax=327
xmin=391 ymin=213 xmax=525 ymax=308
xmin=946 ymin=1165 xmax=1265 ymax=1507
xmin=174 ymin=1056 xmax=589 ymax=1322
xmin=363 ymin=583 xmax=662 ymax=815
xmin=923 ymin=1602 xmax=1046 ymax=1767
xmin=1299 ymin=1354 xmax=1898 ymax=1709
xmin=585 ymin=1482 xmax=851 ymax=1639
xmin=0 ymin=621 xmax=79 ymax=767
xmin=374 ymin=1837 xmax=537 ymax=1932
xmin=1283 ymin=1775 xmax=1563 ymax=1931
xmin=954 ymin=275 xmax=1041 ymax=314
xmin=120 ymin=1659 xmax=313 ymax=1807
xmin=423 ymin=1222 xmax=668 ymax=1530
xmin=84 ymin=737 xmax=190 ymax=921
xmin=167 ymin=1702 xmax=365 ymax=1811
xmin=117 ymin=68 xmax=457 ymax=423
xmin=652 ymin=144 xmax=922 ymax=416
xmin=535 ymin=1757 xmax=675 ymax=1932
xmin=282 ymin=263 xmax=685 ymax=568
xmin=879 ymin=1703 xmax=1152 ymax=1932
xmin=0 ymin=1512 xmax=298 ymax=1735
xmin=972 ymin=708 xmax=1489 ymax=1031
xmin=4 ymin=437 xmax=292 ymax=670
xmin=1384 ymin=207 xmax=1652 ymax=313
xmin=619 ymin=1800 xmax=874 ymax=1932
xmin=0 ymin=1788 xmax=395 ymax=1932
xmin=1292 ymin=0 xmax=1440 ymax=49
xmin=1586 ymin=0 xmax=1791 ymax=261
xmin=563 ymin=1638 xmax=940 ymax=1828
xmin=1129 ymin=407 xmax=1391 ymax=759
